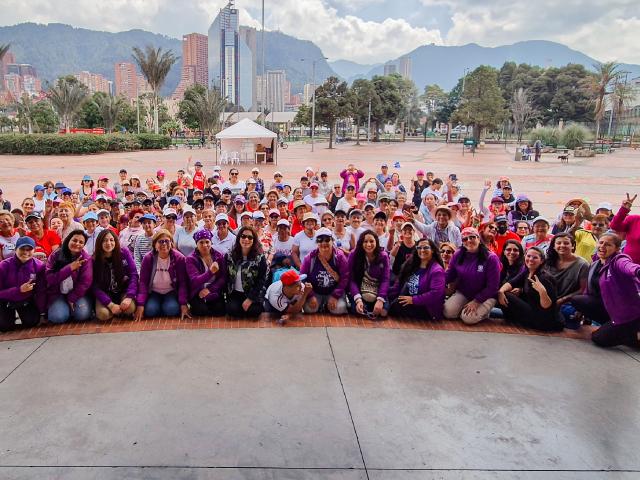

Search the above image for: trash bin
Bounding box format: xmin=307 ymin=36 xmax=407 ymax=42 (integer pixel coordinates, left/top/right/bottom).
xmin=514 ymin=149 xmax=522 ymax=161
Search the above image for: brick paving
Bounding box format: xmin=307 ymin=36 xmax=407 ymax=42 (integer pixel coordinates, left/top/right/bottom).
xmin=0 ymin=313 xmax=596 ymax=343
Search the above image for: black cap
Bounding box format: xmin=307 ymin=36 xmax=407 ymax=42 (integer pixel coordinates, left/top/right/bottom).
xmin=222 ymin=188 xmax=232 ymax=195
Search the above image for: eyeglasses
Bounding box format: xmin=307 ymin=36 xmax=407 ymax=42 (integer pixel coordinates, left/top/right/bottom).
xmin=504 ymin=247 xmax=520 ymax=253
xmin=230 ymin=172 xmax=238 ymax=176
xmin=157 ymin=239 xmax=171 ymax=245
xmin=440 ymin=249 xmax=454 ymax=254
xmin=416 ymin=246 xmax=431 ymax=251
xmin=240 ymin=234 xmax=254 ymax=240
xmin=461 ymin=236 xmax=478 ymax=242
xmin=487 ymin=226 xmax=498 ymax=231
xmin=316 ymin=236 xmax=332 ymax=243
xmin=592 ymin=223 xmax=606 ymax=227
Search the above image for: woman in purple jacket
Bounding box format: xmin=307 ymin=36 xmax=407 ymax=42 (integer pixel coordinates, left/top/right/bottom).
xmin=444 ymin=227 xmax=500 ymax=324
xmin=389 ymin=238 xmax=446 ymax=320
xmin=300 ymin=227 xmax=350 ymax=314
xmin=186 ymin=229 xmax=227 ymax=316
xmin=135 ymin=229 xmax=191 ymax=321
xmin=92 ymin=229 xmax=138 ymax=321
xmin=0 ymin=236 xmax=46 ymax=331
xmin=590 ymin=233 xmax=640 ymax=348
xmin=347 ymin=230 xmax=391 ymax=318
xmin=46 ymin=229 xmax=93 ymax=324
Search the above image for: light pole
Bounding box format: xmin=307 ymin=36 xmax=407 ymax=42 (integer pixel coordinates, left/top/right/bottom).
xmin=311 ymin=59 xmax=317 ymax=152
xmin=136 ymin=81 xmax=140 ymax=134
xmin=260 ymin=0 xmax=265 ymax=120
xmin=367 ymin=98 xmax=371 ymax=143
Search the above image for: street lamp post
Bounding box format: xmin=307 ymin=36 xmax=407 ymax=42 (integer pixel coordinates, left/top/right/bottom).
xmin=367 ymin=98 xmax=371 ymax=143
xmin=136 ymin=82 xmax=140 ymax=134
xmin=311 ymin=59 xmax=316 ymax=152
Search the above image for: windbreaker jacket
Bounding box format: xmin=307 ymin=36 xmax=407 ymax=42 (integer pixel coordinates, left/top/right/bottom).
xmin=0 ymin=256 xmax=47 ymax=313
xmin=92 ymin=248 xmax=138 ymax=306
xmin=186 ymin=247 xmax=227 ymax=302
xmin=137 ymin=249 xmax=189 ymax=306
xmin=45 ymin=249 xmax=93 ymax=306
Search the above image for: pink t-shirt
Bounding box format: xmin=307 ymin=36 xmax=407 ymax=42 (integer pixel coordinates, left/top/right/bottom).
xmin=151 ymin=256 xmax=173 ymax=294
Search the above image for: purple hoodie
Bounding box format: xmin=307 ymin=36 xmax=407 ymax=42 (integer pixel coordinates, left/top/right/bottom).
xmin=390 ymin=260 xmax=446 ymax=319
xmin=446 ymin=249 xmax=500 ymax=303
xmin=92 ymin=248 xmax=138 ymax=307
xmin=347 ymin=248 xmax=391 ymax=300
xmin=610 ymin=205 xmax=640 ymax=264
xmin=598 ymin=253 xmax=640 ymax=325
xmin=137 ymin=249 xmax=189 ymax=306
xmin=0 ymin=256 xmax=47 ymax=313
xmin=339 ymin=168 xmax=365 ymax=193
xmin=186 ymin=247 xmax=227 ymax=302
xmin=46 ymin=249 xmax=93 ymax=306
xmin=300 ymin=247 xmax=350 ymax=299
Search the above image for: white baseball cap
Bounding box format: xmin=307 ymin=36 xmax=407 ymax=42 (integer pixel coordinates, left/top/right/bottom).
xmin=314 ymin=227 xmax=333 ymax=239
xmin=277 ymin=219 xmax=290 ymax=227
xmin=215 ymin=213 xmax=229 ymax=223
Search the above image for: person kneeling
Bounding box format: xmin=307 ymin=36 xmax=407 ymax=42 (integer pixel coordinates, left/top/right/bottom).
xmin=497 ymin=247 xmax=563 ymax=332
xmin=186 ymin=230 xmax=227 ymax=316
xmin=264 ymin=270 xmax=312 ymax=324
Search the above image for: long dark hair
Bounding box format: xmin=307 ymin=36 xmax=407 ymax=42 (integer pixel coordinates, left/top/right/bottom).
xmin=93 ymin=229 xmax=125 ymax=292
xmin=546 ymin=232 xmax=576 ymax=267
xmin=231 ymin=226 xmax=262 ymax=262
xmin=53 ymin=229 xmax=87 ymax=271
xmin=500 ymin=239 xmax=524 ymax=272
xmin=456 ymin=241 xmax=490 ymax=265
xmin=398 ymin=238 xmax=443 ymax=286
xmin=352 ymin=229 xmax=382 ymax=281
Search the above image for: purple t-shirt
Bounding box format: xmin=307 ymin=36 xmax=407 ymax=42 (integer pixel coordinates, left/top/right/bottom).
xmin=308 ymin=256 xmax=338 ymax=295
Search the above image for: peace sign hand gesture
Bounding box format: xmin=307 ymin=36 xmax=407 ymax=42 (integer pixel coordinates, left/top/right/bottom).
xmin=529 ymin=275 xmax=547 ymax=295
xmin=623 ymin=193 xmax=637 ymax=210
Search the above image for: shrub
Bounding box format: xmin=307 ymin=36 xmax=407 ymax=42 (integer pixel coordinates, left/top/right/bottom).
xmin=560 ymin=124 xmax=592 ymax=150
xmin=0 ymin=133 xmax=170 ymax=154
xmin=528 ymin=127 xmax=561 ymax=147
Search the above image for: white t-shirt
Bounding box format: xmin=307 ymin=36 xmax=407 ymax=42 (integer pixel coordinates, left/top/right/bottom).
xmin=0 ymin=232 xmax=20 ymax=259
xmin=273 ymin=236 xmax=295 ymax=257
xmin=265 ymin=281 xmax=304 ymax=312
xmin=293 ymin=231 xmax=317 ymax=262
xmin=333 ymin=230 xmax=352 ymax=251
xmin=346 ymin=226 xmax=367 ymax=242
xmin=335 ymin=197 xmax=356 ymax=213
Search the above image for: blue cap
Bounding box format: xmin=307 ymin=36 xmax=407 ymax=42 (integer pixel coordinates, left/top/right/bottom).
xmin=274 ymin=183 xmax=284 ymax=189
xmin=15 ymin=236 xmax=36 ymax=250
xmin=168 ymin=196 xmax=180 ymax=204
xmin=54 ymin=182 xmax=66 ymax=189
xmin=34 ymin=184 xmax=45 ymax=191
xmin=61 ymin=188 xmax=72 ymax=195
xmin=141 ymin=213 xmax=157 ymax=223
xmin=82 ymin=212 xmax=98 ymax=222
xmin=82 ymin=175 xmax=92 ymax=182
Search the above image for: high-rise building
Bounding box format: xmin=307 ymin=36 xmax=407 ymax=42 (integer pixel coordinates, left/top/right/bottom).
xmin=239 ymin=26 xmax=257 ymax=110
xmin=172 ymin=33 xmax=209 ymax=100
xmin=256 ymin=75 xmax=267 ymax=109
xmin=3 ymin=73 xmax=21 ymax=100
xmin=1 ymin=53 xmax=41 ymax=98
xmin=76 ymin=71 xmax=111 ymax=94
xmin=283 ymin=80 xmax=291 ymax=106
xmin=384 ymin=62 xmax=397 ymax=76
xmin=208 ymin=1 xmax=255 ymax=110
xmin=114 ymin=62 xmax=138 ymax=101
xmin=266 ymin=70 xmax=285 ymax=112
xmin=303 ymin=83 xmax=315 ymax=105
xmin=399 ymin=56 xmax=412 ymax=80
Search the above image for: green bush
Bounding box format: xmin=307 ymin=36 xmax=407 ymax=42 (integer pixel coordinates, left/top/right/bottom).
xmin=560 ymin=124 xmax=592 ymax=150
xmin=0 ymin=133 xmax=170 ymax=154
xmin=528 ymin=127 xmax=561 ymax=147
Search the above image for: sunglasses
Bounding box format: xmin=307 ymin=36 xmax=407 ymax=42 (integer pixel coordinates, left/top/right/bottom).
xmin=487 ymin=226 xmax=498 ymax=231
xmin=316 ymin=236 xmax=332 ymax=243
xmin=440 ymin=249 xmax=454 ymax=254
xmin=416 ymin=245 xmax=431 ymax=251
xmin=592 ymin=223 xmax=607 ymax=227
xmin=157 ymin=239 xmax=171 ymax=245
xmin=504 ymin=247 xmax=520 ymax=253
xmin=461 ymin=236 xmax=478 ymax=242
xmin=240 ymin=234 xmax=254 ymax=240
xmin=231 ymin=172 xmax=238 ymax=176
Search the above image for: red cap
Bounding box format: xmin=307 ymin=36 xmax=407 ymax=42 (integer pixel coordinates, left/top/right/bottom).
xmin=281 ymin=270 xmax=306 ymax=286
xmin=461 ymin=227 xmax=479 ymax=238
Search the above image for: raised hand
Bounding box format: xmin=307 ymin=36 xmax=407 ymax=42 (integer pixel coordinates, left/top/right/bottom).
xmin=484 ymin=179 xmax=492 ymax=188
xmin=529 ymin=275 xmax=547 ymax=295
xmin=623 ymin=193 xmax=637 ymax=209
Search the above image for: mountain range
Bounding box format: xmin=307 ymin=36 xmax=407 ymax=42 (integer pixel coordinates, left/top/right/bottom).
xmin=1 ymin=23 xmax=638 ymax=97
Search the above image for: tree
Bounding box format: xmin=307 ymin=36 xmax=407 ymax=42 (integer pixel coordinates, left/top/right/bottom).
xmin=510 ymin=88 xmax=534 ymax=142
xmin=30 ymin=100 xmax=58 ymax=133
xmin=116 ymin=101 xmax=147 ymax=133
xmin=314 ymin=76 xmax=351 ymax=149
xmin=293 ymin=104 xmax=311 ymax=130
xmin=132 ymin=45 xmax=178 ymax=134
xmin=47 ymin=77 xmax=89 ymax=132
xmin=421 ymin=84 xmax=448 ymax=130
xmin=16 ymin=95 xmax=37 ymax=133
xmin=77 ymin=92 xmax=104 ymax=129
xmin=370 ymin=75 xmax=403 ymax=141
xmin=95 ymin=94 xmax=125 ymax=132
xmin=453 ymin=66 xmax=507 ymax=140
xmin=349 ymin=79 xmax=376 ymax=145
xmin=588 ymin=61 xmax=621 ymax=139
xmin=610 ymin=79 xmax=634 ymax=139
xmin=180 ymin=85 xmax=226 ymax=135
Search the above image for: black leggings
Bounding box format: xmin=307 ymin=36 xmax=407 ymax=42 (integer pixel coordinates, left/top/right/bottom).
xmin=571 ymin=294 xmax=610 ymax=325
xmin=592 ymin=319 xmax=640 ymax=348
xmin=189 ymin=296 xmax=226 ymax=317
xmin=0 ymin=300 xmax=41 ymax=332
xmin=502 ymin=293 xmax=563 ymax=332
xmin=226 ymin=291 xmax=264 ymax=318
xmin=389 ymin=302 xmax=430 ymax=320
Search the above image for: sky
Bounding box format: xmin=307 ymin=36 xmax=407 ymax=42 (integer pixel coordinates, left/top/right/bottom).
xmin=1 ymin=0 xmax=638 ymax=65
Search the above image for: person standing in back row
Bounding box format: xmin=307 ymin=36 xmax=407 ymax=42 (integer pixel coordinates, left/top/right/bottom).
xmin=534 ymin=139 xmax=542 ymax=162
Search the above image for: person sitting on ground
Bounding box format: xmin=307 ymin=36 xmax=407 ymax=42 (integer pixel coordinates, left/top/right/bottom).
xmin=347 ymin=230 xmax=390 ymax=318
xmin=92 ymin=229 xmax=138 ymax=321
xmin=389 ymin=238 xmax=446 ymax=320
xmin=264 ymin=270 xmax=312 ymax=324
xmin=521 ymin=216 xmax=554 ymax=253
xmin=186 ymin=229 xmax=227 ymax=317
xmin=0 ymin=236 xmax=46 ymax=332
xmin=444 ymin=227 xmax=500 ymax=325
xmin=494 ymin=215 xmax=521 ymax=255
xmin=498 ymin=247 xmax=563 ymax=332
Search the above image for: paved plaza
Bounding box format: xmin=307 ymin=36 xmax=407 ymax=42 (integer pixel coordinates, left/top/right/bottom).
xmin=1 ymin=140 xmax=639 ymax=217
xmin=2 ymin=328 xmax=640 ymax=479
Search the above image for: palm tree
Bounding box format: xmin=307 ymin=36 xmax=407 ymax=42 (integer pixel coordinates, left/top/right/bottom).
xmin=132 ymin=45 xmax=178 ymax=134
xmin=589 ymin=61 xmax=621 ymax=139
xmin=182 ymin=87 xmax=226 ymax=136
xmin=16 ymin=94 xmax=37 ymax=133
xmin=47 ymin=78 xmax=89 ymax=132
xmin=95 ymin=94 xmax=125 ymax=132
xmin=0 ymin=43 xmax=10 ymax=62
xmin=610 ymin=80 xmax=633 ymax=139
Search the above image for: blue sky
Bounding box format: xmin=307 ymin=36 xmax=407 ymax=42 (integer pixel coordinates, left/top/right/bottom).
xmin=1 ymin=0 xmax=638 ymax=65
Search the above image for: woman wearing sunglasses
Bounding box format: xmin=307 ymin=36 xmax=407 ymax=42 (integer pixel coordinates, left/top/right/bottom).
xmin=347 ymin=230 xmax=390 ymax=319
xmin=186 ymin=229 xmax=227 ymax=316
xmin=389 ymin=238 xmax=445 ymax=320
xmin=135 ymin=229 xmax=190 ymax=321
xmin=438 ymin=242 xmax=456 ymax=271
xmin=300 ymin=227 xmax=349 ymax=315
xmin=444 ymin=227 xmax=500 ymax=324
xmin=225 ymin=226 xmax=267 ymax=318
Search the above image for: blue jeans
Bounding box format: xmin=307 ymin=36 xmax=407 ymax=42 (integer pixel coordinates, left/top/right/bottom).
xmin=48 ymin=296 xmax=92 ymax=324
xmin=144 ymin=291 xmax=180 ymax=317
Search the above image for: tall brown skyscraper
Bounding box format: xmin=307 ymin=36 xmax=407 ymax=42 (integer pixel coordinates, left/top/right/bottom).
xmin=114 ymin=62 xmax=138 ymax=102
xmin=173 ymin=33 xmax=209 ymax=99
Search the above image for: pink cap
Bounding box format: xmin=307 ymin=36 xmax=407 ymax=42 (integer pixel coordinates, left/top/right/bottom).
xmin=356 ymin=193 xmax=366 ymax=201
xmin=461 ymin=227 xmax=479 ymax=238
xmin=156 ymin=169 xmax=165 ymax=176
xmin=416 ymin=169 xmax=425 ymax=176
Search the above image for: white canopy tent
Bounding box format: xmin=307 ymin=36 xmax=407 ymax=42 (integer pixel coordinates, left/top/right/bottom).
xmin=215 ymin=118 xmax=278 ymax=165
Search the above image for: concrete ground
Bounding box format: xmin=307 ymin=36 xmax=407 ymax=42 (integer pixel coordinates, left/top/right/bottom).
xmin=1 ymin=140 xmax=639 ymax=217
xmin=1 ymin=328 xmax=639 ymax=479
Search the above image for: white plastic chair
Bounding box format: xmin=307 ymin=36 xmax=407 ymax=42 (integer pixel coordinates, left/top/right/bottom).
xmin=220 ymin=151 xmax=230 ymax=165
xmin=230 ymin=151 xmax=240 ymax=165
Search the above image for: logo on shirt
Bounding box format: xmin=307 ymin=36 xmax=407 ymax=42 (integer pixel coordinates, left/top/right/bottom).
xmin=477 ymin=265 xmax=484 ymax=273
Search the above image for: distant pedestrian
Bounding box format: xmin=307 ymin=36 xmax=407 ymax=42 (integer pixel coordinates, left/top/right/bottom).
xmin=534 ymin=139 xmax=542 ymax=162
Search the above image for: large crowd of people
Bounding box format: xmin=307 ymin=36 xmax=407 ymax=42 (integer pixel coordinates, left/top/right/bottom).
xmin=1 ymin=157 xmax=639 ymax=349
